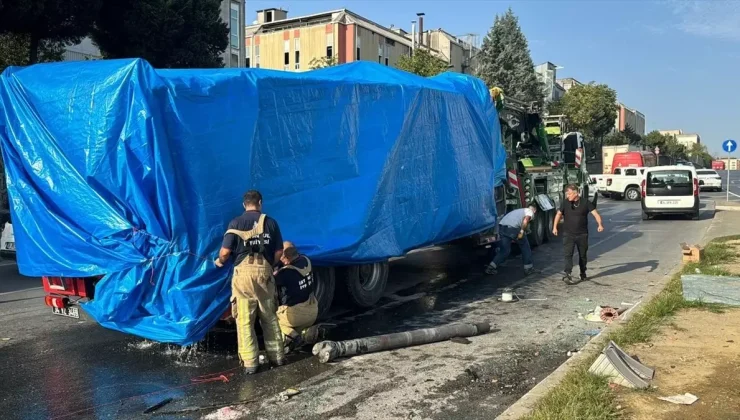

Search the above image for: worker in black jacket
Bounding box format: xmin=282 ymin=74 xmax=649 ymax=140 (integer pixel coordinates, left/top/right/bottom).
xmin=274 ymin=242 xmax=320 ymax=352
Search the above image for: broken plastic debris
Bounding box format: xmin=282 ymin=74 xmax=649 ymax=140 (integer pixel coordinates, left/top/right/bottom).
xmin=658 ymin=393 xmax=698 ymax=405
xmin=588 ymin=341 xmax=654 ymax=389
xmin=278 ymin=388 xmax=301 ymax=401
xmin=1 ymin=338 xmax=10 ymax=341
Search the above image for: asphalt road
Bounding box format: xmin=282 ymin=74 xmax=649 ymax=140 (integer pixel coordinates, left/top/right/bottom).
xmin=0 ymin=196 xmax=725 ymax=419
xmin=704 ymin=169 xmax=740 ymax=201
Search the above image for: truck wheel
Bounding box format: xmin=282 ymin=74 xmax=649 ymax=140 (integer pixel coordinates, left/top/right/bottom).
xmin=343 ymin=262 xmax=389 ymax=308
xmin=544 ymin=210 xmax=555 ymax=242
xmin=625 ymin=187 xmax=640 ymax=201
xmin=313 ymin=267 xmax=336 ymax=320
xmin=528 ymin=211 xmax=545 ymax=247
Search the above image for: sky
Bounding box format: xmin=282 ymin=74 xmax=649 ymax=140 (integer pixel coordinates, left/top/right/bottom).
xmin=246 ymin=0 xmax=740 ymax=156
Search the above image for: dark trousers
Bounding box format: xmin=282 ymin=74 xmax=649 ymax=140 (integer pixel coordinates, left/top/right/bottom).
xmin=563 ymin=234 xmax=589 ymax=275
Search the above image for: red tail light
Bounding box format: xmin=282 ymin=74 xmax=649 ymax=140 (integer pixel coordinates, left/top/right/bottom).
xmin=693 ymin=177 xmax=699 ymax=196
xmin=44 ymin=296 xmax=69 ymax=309
xmin=641 ymin=179 xmax=646 ymax=198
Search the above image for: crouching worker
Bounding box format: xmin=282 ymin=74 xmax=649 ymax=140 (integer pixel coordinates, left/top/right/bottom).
xmin=274 ymin=242 xmax=320 ymax=353
xmin=485 ymin=205 xmax=536 ymax=275
xmin=215 ymin=190 xmax=285 ymax=374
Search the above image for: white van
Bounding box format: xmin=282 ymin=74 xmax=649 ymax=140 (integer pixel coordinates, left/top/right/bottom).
xmin=641 ymin=166 xmax=699 ymax=220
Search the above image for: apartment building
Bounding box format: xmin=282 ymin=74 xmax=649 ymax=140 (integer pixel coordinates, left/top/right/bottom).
xmin=535 ymin=62 xmax=566 ymax=103
xmin=556 ymin=77 xmax=583 ymax=92
xmin=244 ymin=8 xmax=474 ymax=73
xmin=221 ymin=0 xmax=247 ymax=67
xmin=63 ymin=37 xmax=101 ymax=61
xmin=418 ymin=28 xmax=479 ymax=74
xmin=615 ymin=102 xmax=646 ymax=135
xmin=659 ymin=130 xmax=701 ymax=148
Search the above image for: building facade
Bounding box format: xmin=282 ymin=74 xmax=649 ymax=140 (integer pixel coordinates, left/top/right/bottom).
xmin=556 ymin=77 xmax=583 ymax=92
xmin=676 ymin=133 xmax=701 ymax=147
xmin=245 ymin=8 xmax=472 ymax=73
xmin=419 ymin=29 xmax=479 ymax=74
xmin=220 ymin=0 xmax=246 ymax=67
xmin=535 ymin=62 xmax=565 ymax=103
xmin=63 ymin=37 xmax=101 ymax=61
xmin=615 ymin=103 xmax=646 ymax=135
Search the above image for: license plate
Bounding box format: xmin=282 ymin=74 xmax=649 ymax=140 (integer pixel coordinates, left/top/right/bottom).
xmin=658 ymin=200 xmax=679 ymax=205
xmin=4 ymin=242 xmax=13 ymax=250
xmin=52 ymin=306 xmax=80 ymax=319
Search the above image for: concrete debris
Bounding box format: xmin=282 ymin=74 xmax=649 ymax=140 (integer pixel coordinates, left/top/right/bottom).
xmin=450 ymin=337 xmax=472 ymax=345
xmin=682 ymin=274 xmax=740 ymax=306
xmin=312 ymin=322 xmax=491 ymax=363
xmin=658 ymin=393 xmax=699 ymax=405
xmin=589 ymin=341 xmax=655 ymax=389
xmin=278 ymin=388 xmax=301 ymax=402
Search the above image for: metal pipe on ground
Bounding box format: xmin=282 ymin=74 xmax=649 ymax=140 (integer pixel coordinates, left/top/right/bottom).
xmin=312 ymin=322 xmax=491 ymax=363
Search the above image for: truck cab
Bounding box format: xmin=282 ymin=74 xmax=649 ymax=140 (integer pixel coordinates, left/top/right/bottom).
xmin=606 ymin=167 xmax=646 ymax=201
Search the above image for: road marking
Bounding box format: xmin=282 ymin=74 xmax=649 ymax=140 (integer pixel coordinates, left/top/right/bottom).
xmin=0 ymin=287 xmax=43 ymax=296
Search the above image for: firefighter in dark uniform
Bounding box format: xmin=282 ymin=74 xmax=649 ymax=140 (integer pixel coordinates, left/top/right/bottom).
xmin=215 ymin=190 xmax=285 ymax=374
xmin=274 ymin=241 xmax=320 ymax=352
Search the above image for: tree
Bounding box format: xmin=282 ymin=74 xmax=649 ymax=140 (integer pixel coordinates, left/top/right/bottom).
xmin=309 ymin=56 xmax=338 ymax=70
xmin=0 ymin=0 xmax=101 ymax=64
xmin=396 ymin=49 xmax=449 ymax=77
xmin=476 ymin=8 xmax=543 ymax=103
xmin=0 ymin=33 xmax=65 ymax=73
xmin=622 ymin=124 xmax=642 ymax=145
xmin=91 ymin=0 xmax=228 ymax=68
xmin=603 ymin=131 xmax=630 ymax=146
xmin=557 ymin=83 xmax=618 ymax=146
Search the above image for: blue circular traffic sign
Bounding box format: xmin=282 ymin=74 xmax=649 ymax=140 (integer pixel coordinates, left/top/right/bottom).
xmin=723 ymin=139 xmax=737 ymax=154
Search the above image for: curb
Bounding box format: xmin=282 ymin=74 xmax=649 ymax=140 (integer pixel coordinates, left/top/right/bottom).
xmin=716 ymin=205 xmax=740 ymax=212
xmin=496 ymin=212 xmax=723 ymax=420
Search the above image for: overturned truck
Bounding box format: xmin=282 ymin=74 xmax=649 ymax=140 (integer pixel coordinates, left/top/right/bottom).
xmin=0 ymin=59 xmax=507 ymax=345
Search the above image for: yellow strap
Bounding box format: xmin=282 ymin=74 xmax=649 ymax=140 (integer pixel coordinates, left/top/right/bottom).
xmin=277 ymin=257 xmax=312 ymax=277
xmin=224 ymin=213 xmax=268 ymax=240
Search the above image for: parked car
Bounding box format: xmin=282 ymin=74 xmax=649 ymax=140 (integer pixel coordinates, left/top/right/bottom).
xmin=591 ymin=174 xmax=609 ymax=197
xmin=641 ymin=166 xmax=699 ymax=220
xmin=606 ymin=167 xmax=646 ymax=201
xmin=696 ymin=169 xmax=722 ymax=192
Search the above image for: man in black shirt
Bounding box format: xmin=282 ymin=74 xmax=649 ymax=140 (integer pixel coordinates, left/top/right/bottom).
xmin=553 ymin=184 xmax=605 ymax=284
xmin=274 ymin=242 xmax=319 ymax=353
xmin=215 ymin=190 xmax=285 ymax=374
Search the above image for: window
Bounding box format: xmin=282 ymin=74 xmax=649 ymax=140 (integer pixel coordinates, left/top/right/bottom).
xmin=231 ymin=54 xmax=239 ymax=66
xmin=326 ymin=33 xmax=333 ymax=58
xmin=255 ymin=45 xmax=260 ymax=68
xmin=378 ymin=43 xmax=382 ymax=63
xmin=266 ymin=10 xmax=273 ymax=22
xmin=625 ymin=169 xmax=637 ymax=176
xmin=385 ymin=57 xmax=389 ymax=66
xmin=246 ymin=57 xmax=251 ymax=68
xmin=614 ymin=168 xmax=621 ymax=175
xmin=284 ymin=40 xmax=290 ymax=67
xmin=230 ymin=5 xmax=239 ymax=49
xmin=356 ymin=30 xmax=361 ymax=60
xmin=295 ymin=38 xmax=301 ymax=70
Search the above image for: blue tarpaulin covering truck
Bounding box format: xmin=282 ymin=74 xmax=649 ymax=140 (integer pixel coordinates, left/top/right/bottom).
xmin=0 ymin=59 xmax=508 ymax=345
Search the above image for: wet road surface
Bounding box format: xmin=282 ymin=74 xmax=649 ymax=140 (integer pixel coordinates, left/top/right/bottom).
xmin=0 ymin=196 xmax=723 ymax=419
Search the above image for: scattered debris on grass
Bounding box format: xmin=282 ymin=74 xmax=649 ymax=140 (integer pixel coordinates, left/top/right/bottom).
xmin=657 ymin=393 xmax=698 ymax=405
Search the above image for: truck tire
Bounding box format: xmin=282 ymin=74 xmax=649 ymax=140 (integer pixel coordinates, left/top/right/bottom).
xmin=342 ymin=262 xmax=389 ymax=308
xmin=313 ymin=266 xmax=336 ymax=320
xmin=625 ymin=187 xmax=640 ymax=201
xmin=528 ymin=210 xmax=545 ymax=247
xmin=544 ymin=210 xmax=555 ymax=242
